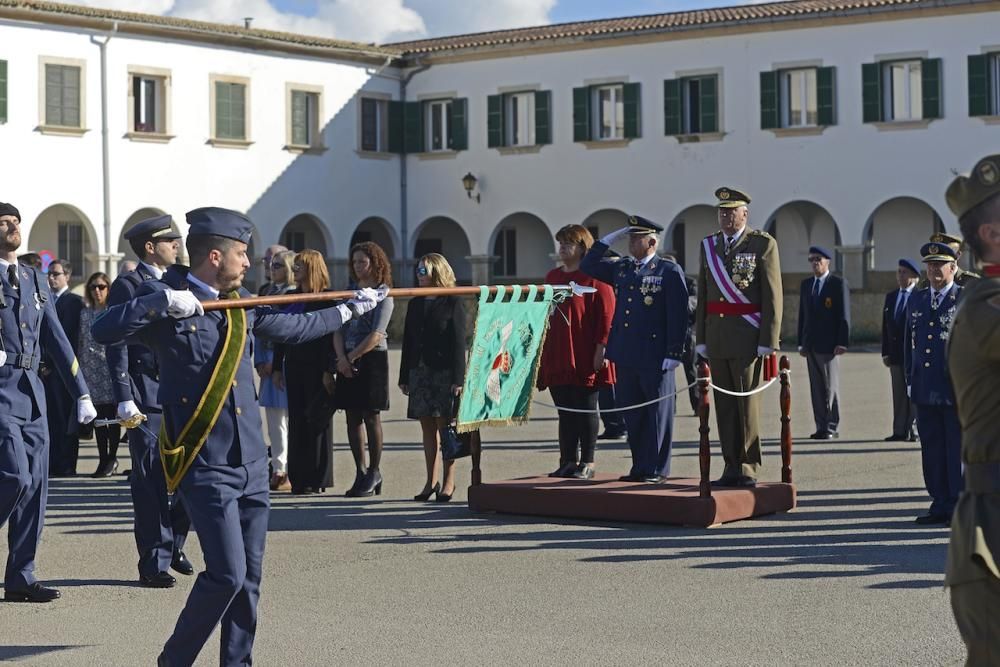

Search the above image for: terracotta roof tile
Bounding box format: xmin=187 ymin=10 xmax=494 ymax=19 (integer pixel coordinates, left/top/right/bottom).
xmin=388 ymin=0 xmax=932 ymax=54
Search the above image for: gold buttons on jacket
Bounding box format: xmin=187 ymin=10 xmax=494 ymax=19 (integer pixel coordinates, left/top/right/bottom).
xmin=236 ymin=407 xmax=242 ymax=415
xmin=624 ymin=323 xmax=629 ymax=328
xmin=181 ymin=397 xmax=188 ymax=404
xmin=232 ymin=380 xmax=238 ymax=387
xmin=625 ymin=310 xmax=630 ymax=315
xmin=925 ymin=349 xmax=931 ymax=354
xmin=927 ymin=335 xmax=933 ymax=340
xmin=924 ymin=362 xmax=931 ymax=367
xmin=189 ymin=325 xmax=197 ymax=331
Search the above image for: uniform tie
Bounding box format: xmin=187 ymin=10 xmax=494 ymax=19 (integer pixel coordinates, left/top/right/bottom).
xmin=894 ymin=290 xmax=909 ymax=319
xmin=812 ymin=277 xmax=821 ymax=298
xmin=6 ymin=265 xmax=18 ymax=291
xmin=726 ymin=236 xmax=735 ymax=254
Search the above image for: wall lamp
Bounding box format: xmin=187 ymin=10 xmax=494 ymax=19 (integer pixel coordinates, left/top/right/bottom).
xmin=462 ymin=172 xmax=481 ymax=204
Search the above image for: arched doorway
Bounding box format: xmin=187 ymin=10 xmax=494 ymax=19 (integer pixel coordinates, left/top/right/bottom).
xmin=765 ymin=201 xmax=840 ymax=281
xmin=863 ymin=197 xmax=943 ymax=291
xmin=280 ymin=213 xmax=329 ymax=255
xmin=667 ymin=205 xmax=717 ymax=274
xmin=27 ymin=204 xmax=99 ymax=287
xmin=582 ymin=208 xmax=630 ymax=257
xmin=411 ymin=216 xmax=472 ymax=285
xmin=489 ymin=212 xmax=553 ymax=284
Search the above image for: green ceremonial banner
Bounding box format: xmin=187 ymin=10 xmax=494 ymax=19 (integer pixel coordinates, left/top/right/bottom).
xmin=457 ymin=285 xmax=555 ymax=431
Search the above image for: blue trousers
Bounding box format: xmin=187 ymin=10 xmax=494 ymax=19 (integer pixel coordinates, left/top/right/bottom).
xmin=615 ymin=368 xmax=676 ymax=477
xmin=128 ymin=410 xmax=189 ymax=578
xmin=0 ymin=412 xmax=49 ymax=590
xmin=163 ymin=456 xmax=269 ymax=667
xmin=598 ymin=385 xmax=626 ymax=433
xmin=915 ymin=404 xmax=963 ymax=517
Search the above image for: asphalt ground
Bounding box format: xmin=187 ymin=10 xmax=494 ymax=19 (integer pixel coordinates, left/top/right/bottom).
xmin=0 ymin=350 xmax=965 ymax=665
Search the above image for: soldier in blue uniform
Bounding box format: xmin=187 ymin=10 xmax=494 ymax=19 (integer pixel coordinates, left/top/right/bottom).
xmin=92 ymin=207 xmax=385 ymax=666
xmin=904 ymin=242 xmax=964 ymax=525
xmin=581 ymin=215 xmax=688 ymax=482
xmin=106 ymin=215 xmax=193 ymax=587
xmin=0 ymin=202 xmax=97 ymax=602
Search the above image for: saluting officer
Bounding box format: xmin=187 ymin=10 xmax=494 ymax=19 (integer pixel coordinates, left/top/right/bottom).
xmin=106 ymin=215 xmax=193 ymax=588
xmin=92 ymin=207 xmax=385 ymax=667
xmin=944 ymin=153 xmax=1000 ymax=663
xmin=0 ymin=202 xmax=97 ymax=603
xmin=904 ymin=242 xmax=963 ymax=525
xmin=581 ymin=215 xmax=688 ymax=483
xmin=695 ymin=188 xmax=783 ymax=488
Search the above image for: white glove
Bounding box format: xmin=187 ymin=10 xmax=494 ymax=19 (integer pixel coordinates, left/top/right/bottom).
xmin=77 ymin=395 xmax=98 ymax=424
xmin=0 ymin=350 xmax=6 ymax=367
xmin=662 ymin=358 xmax=681 ymax=371
xmin=165 ymin=289 xmax=204 ymax=319
xmin=695 ymin=344 xmax=708 ymax=358
xmin=757 ymin=346 xmax=773 ymax=357
xmin=600 ymin=227 xmax=631 ymax=245
xmin=347 ymin=288 xmax=381 ymax=316
xmin=117 ymin=400 xmax=141 ymax=422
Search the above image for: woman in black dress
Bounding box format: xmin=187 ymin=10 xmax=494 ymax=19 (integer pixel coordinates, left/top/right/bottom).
xmin=273 ymin=249 xmax=335 ymax=495
xmin=333 ymin=242 xmax=394 ymax=497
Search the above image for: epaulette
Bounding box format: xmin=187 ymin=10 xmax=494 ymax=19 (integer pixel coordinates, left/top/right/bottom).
xmin=749 ymin=228 xmax=774 ymax=241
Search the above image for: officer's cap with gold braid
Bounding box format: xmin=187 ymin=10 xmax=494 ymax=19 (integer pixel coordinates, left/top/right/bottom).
xmin=124 ymin=214 xmax=181 ymax=242
xmin=715 ymin=187 xmax=751 ymax=208
xmin=627 ymin=214 xmax=663 ymax=236
xmin=186 ymin=207 xmax=254 ymax=243
xmin=921 ymin=242 xmax=958 ymax=263
xmin=946 ymin=154 xmax=1000 ymax=219
xmin=929 ymin=231 xmax=963 ymax=247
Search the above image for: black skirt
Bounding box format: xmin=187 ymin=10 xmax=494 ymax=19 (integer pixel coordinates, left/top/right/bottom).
xmin=335 ymin=349 xmax=390 ymax=412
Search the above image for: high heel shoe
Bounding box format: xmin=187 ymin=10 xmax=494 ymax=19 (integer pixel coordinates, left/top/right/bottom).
xmin=345 ymin=469 xmax=366 ymax=498
xmin=414 ymin=482 xmax=441 ymax=501
xmin=436 ymin=486 xmax=454 ymax=503
xmin=354 ymin=469 xmax=383 ymax=497
xmin=91 ymin=458 xmax=119 ymax=478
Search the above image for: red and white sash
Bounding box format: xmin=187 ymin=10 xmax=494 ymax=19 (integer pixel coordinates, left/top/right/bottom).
xmin=703 ymin=236 xmax=761 ymax=329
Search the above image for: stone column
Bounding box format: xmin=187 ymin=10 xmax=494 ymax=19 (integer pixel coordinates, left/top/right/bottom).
xmin=465 ymin=255 xmax=496 ymax=286
xmin=836 ymin=244 xmax=866 ymax=289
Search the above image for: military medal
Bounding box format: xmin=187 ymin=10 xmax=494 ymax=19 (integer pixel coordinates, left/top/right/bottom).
xmin=644 ymin=296 xmax=653 ymax=306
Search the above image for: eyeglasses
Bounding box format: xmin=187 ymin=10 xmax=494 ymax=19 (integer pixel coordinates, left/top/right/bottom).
xmin=89 ymin=284 xmax=109 ymax=291
xmin=416 ymin=266 xmax=428 ymax=276
xmin=807 ymin=256 xmax=824 ymax=263
xmin=271 ymin=263 xmax=285 ymax=269
xmin=292 ymin=264 xmax=303 ymax=271
xmin=48 ymin=271 xmax=66 ymax=277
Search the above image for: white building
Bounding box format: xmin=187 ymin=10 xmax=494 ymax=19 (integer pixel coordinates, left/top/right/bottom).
xmin=1 ymin=0 xmax=998 ymax=335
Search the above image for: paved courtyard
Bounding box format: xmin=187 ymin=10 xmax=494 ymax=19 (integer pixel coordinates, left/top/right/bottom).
xmin=0 ymin=350 xmax=964 ymax=665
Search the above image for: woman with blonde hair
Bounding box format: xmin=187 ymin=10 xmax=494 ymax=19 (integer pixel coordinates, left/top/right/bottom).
xmin=273 ymin=249 xmax=335 ymax=494
xmin=334 ymin=242 xmax=394 ymax=497
xmin=398 ymin=254 xmax=469 ymax=501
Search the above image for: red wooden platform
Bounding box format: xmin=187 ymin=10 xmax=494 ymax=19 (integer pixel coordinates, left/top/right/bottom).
xmin=467 ymin=474 xmax=796 ymax=527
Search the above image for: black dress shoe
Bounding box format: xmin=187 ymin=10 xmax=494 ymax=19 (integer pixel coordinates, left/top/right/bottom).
xmin=809 ymin=431 xmax=834 ymax=440
xmin=883 ymin=434 xmax=906 ymax=442
xmin=597 ymin=429 xmax=626 ymax=440
xmin=171 ymin=550 xmax=194 ymax=576
xmin=4 ymin=582 xmax=61 ymax=602
xmin=711 ymin=476 xmax=738 ymax=487
xmin=140 ymin=571 xmax=177 ymax=588
xmin=640 ymin=474 xmax=664 ymax=483
xmin=733 ymin=476 xmax=758 ymax=488
xmin=914 ymin=513 xmax=950 ymax=525
xmin=354 ymin=469 xmax=383 ymax=497
xmin=548 ymin=462 xmax=577 ymax=478
xmin=618 ymin=473 xmax=643 ymax=482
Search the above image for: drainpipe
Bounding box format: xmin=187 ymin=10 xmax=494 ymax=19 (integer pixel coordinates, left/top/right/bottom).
xmin=90 ymin=22 xmax=117 ymax=278
xmin=399 ymin=61 xmax=429 ymax=285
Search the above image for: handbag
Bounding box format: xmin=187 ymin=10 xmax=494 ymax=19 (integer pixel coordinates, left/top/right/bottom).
xmin=440 ymin=395 xmax=474 ymax=461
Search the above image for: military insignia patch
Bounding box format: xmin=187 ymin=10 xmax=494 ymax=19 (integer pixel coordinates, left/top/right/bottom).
xmin=928 ymin=244 xmax=940 ymax=255
xmin=825 ymin=297 xmax=833 ymax=309
xmin=978 ymin=160 xmax=999 ymax=186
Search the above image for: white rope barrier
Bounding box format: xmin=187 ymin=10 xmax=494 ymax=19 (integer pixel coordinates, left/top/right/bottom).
xmin=531 ymin=369 xmax=790 ymax=414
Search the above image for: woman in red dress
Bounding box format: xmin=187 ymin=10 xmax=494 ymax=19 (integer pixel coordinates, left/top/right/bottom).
xmin=537 ymin=224 xmax=616 ymax=479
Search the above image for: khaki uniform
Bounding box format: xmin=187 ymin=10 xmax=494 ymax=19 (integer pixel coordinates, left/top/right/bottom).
xmin=946 ymin=272 xmax=1000 ymax=665
xmin=695 ymin=228 xmax=783 ymax=478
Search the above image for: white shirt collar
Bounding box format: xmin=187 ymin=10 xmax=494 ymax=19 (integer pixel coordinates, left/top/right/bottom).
xmin=933 ymin=282 xmax=954 ymax=299
xmin=186 ymin=272 xmax=219 ymax=298
xmin=634 ymin=253 xmax=655 ymax=268
xmin=724 ymin=227 xmax=746 ymax=245
xmin=140 ymin=261 xmax=164 ymax=280
xmin=815 ymin=271 xmax=830 ymax=283
xmin=902 ymin=283 xmax=916 ymax=294
xmin=0 ymin=258 xmax=11 ymax=270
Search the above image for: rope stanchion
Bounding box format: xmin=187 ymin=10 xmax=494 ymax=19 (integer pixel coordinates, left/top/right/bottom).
xmin=697 ymin=361 xmax=712 ymax=498
xmin=779 ymin=355 xmax=793 ymax=484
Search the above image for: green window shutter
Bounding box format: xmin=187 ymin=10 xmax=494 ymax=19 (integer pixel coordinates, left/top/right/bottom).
xmin=534 ymin=90 xmax=551 ymax=145
xmin=487 ymin=94 xmax=504 ymax=148
xmin=921 ymin=58 xmax=942 ymax=119
xmin=817 ymin=66 xmax=836 ymax=126
xmin=663 ymin=78 xmax=681 ymax=135
xmin=622 ymin=82 xmax=641 ymax=138
xmin=968 ymin=54 xmax=990 ymax=117
xmin=215 ymin=82 xmax=246 ymax=139
xmin=448 ymin=97 xmax=467 ymax=151
xmin=759 ymin=70 xmax=779 ymax=129
xmin=291 ymin=91 xmax=308 ymax=145
xmin=862 ymin=63 xmax=882 ymax=123
xmin=403 ymin=101 xmax=423 ymax=153
xmin=699 ymin=75 xmax=718 ymax=133
xmin=0 ymin=60 xmax=7 ymax=124
xmin=572 ymin=86 xmax=591 ymax=142
xmin=387 ymin=100 xmax=404 ymax=154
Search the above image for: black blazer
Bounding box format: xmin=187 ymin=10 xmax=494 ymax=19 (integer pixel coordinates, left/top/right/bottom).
xmin=881 ymin=288 xmax=912 ymax=365
xmin=55 ymin=291 xmax=85 ymax=355
xmin=398 ymin=296 xmax=467 ymax=386
xmin=797 ymin=274 xmax=850 ymax=353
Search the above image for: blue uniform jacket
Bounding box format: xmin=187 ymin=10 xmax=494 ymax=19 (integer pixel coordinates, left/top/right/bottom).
xmin=581 ymin=242 xmax=688 ymax=370
xmin=91 ymin=266 xmax=350 ymax=467
xmin=0 ymin=262 xmax=89 ymax=420
xmin=904 ymin=284 xmax=963 ymax=406
xmin=797 ymin=274 xmax=851 ymax=352
xmin=105 ymin=263 xmax=162 ymax=410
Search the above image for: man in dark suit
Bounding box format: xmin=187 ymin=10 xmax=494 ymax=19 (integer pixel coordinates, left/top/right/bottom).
xmin=881 ymin=258 xmax=920 ymax=441
xmin=93 ymin=207 xmax=385 ymax=666
xmin=45 ymin=258 xmax=86 ymax=476
xmin=798 ymin=245 xmax=850 ymax=439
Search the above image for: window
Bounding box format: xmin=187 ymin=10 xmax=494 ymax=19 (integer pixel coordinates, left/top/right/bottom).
xmin=487 ymin=90 xmax=551 ymax=148
xmin=760 ymin=67 xmax=835 ymax=130
xmin=664 ymin=75 xmax=718 ymax=135
xmin=360 ymin=97 xmax=388 ymax=152
xmin=862 ymin=58 xmax=941 ymax=123
xmin=210 ymin=75 xmax=250 ymax=143
xmin=130 ymin=74 xmax=167 ymax=133
xmin=58 ymin=221 xmax=85 ymax=275
xmin=289 ymin=89 xmax=320 ymax=147
xmin=968 ymin=52 xmax=1000 ymax=117
xmin=392 ymin=97 xmax=467 ymax=154
xmin=426 ymin=99 xmax=451 ymax=151
xmin=493 ymin=228 xmax=517 ymax=278
xmin=0 ymin=60 xmax=7 ymax=124
xmin=572 ymin=82 xmax=640 ymax=142
xmin=45 ymin=63 xmax=81 ymax=128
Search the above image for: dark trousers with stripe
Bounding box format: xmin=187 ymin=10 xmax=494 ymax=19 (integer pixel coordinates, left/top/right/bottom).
xmin=0 ymin=412 xmax=49 ymax=590
xmin=616 ymin=368 xmax=676 ymax=477
xmin=915 ymin=403 xmax=963 ymax=517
